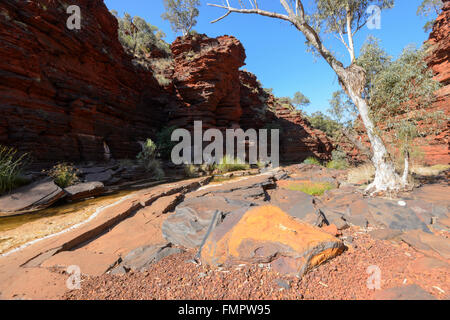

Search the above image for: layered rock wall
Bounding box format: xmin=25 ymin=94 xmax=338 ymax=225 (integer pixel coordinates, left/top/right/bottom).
xmin=0 ymin=2 xmax=332 ymax=165
xmin=0 ymin=0 xmax=170 ymax=163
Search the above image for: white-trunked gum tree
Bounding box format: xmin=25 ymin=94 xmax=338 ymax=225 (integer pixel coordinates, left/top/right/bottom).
xmin=207 ymin=0 xmax=412 ymax=194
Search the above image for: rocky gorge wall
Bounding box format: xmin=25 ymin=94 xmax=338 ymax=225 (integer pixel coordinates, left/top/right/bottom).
xmin=423 ymin=0 xmax=450 ymax=165
xmin=167 ymin=34 xmax=333 ymax=163
xmin=0 ymin=0 xmax=332 ymax=165
xmin=0 ymin=0 xmax=171 ymax=163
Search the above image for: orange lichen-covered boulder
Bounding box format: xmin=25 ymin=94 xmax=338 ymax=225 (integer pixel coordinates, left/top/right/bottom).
xmin=201 ymin=205 xmax=345 ymax=276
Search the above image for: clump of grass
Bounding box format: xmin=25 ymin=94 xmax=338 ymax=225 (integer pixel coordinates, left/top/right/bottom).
xmin=285 ymin=181 xmax=334 ymax=196
xmin=411 ymin=164 xmax=450 ymax=176
xmin=302 ymin=157 xmax=321 ymax=166
xmin=347 ymin=163 xmax=375 ymax=185
xmin=137 ymin=139 xmax=164 ymax=180
xmin=217 ymin=155 xmax=250 ymax=173
xmin=184 ymin=163 xmax=218 ymax=178
xmin=326 ymin=159 xmax=349 ymax=170
xmin=0 ymin=145 xmax=30 ymax=194
xmin=184 ymin=164 xmax=198 ymax=178
xmin=46 ymin=163 xmax=80 ymax=188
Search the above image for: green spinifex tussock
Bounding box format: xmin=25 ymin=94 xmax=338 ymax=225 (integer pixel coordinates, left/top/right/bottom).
xmin=0 ymin=145 xmax=29 ymax=195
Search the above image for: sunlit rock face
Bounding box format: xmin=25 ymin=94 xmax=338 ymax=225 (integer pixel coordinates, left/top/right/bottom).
xmin=424 ymin=0 xmax=450 ymax=165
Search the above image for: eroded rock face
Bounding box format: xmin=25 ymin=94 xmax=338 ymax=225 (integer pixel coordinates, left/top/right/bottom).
xmin=169 ymin=34 xmax=246 ymax=130
xmin=424 ymin=0 xmax=450 ymax=165
xmin=0 ymin=3 xmax=334 ymax=164
xmin=0 ymin=0 xmax=170 ymax=162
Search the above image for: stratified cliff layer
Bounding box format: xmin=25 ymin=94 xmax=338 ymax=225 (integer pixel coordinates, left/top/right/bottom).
xmin=424 ymin=0 xmax=450 ymax=165
xmin=0 ymin=2 xmax=332 ymax=164
xmin=0 ymin=0 xmax=170 ymax=162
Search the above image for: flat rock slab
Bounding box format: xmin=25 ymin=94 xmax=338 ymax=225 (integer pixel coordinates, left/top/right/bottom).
xmin=401 ymin=230 xmax=450 ymax=260
xmin=64 ymin=181 xmax=105 ymax=201
xmin=368 ymin=199 xmax=431 ymax=233
xmin=84 ymin=170 xmax=114 ymax=183
xmin=373 ymin=284 xmax=436 ymax=300
xmin=111 ymin=243 xmax=184 ymax=274
xmin=267 ymin=188 xmax=320 ymax=226
xmin=0 ymin=178 xmax=65 ymax=216
xmin=162 ymin=196 xmax=249 ymax=249
xmin=201 ymin=205 xmax=345 ymax=276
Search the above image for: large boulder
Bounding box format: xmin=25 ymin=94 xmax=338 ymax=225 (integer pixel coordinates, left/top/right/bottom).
xmin=162 ymin=196 xmax=251 ymax=248
xmin=0 ymin=178 xmax=65 ymax=216
xmin=201 ymin=205 xmax=345 ymax=276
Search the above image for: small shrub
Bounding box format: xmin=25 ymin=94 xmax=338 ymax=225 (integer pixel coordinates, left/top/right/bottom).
xmin=0 ymin=145 xmax=30 ymax=194
xmin=217 ymin=155 xmax=250 ymax=173
xmin=326 ymin=159 xmax=349 ymax=170
xmin=47 ymin=163 xmax=80 ymax=188
xmin=347 ymin=164 xmax=375 ymax=185
xmin=303 ymin=157 xmax=321 ymax=166
xmin=411 ymin=164 xmax=450 ymax=176
xmin=137 ymin=139 xmax=164 ymax=179
xmin=184 ymin=164 xmax=198 ymax=178
xmin=285 ymin=181 xmax=334 ymax=196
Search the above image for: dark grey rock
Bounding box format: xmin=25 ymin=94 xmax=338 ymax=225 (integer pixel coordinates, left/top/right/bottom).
xmin=64 ymin=181 xmax=105 ymax=201
xmin=0 ymin=178 xmax=66 ymax=216
xmin=84 ymin=170 xmax=114 ymax=183
xmin=274 ymin=279 xmax=291 ymax=290
xmin=319 ymin=208 xmax=349 ymax=230
xmin=368 ymin=199 xmax=431 ymax=233
xmin=345 ymin=215 xmax=369 ymax=228
xmin=111 ymin=243 xmax=183 ymax=274
xmin=268 ymin=188 xmax=320 ymax=225
xmin=162 ymin=196 xmax=249 ymax=248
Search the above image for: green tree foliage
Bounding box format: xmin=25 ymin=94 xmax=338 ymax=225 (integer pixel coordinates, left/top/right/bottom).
xmin=307 ymin=111 xmax=342 ymax=138
xmin=368 ymin=45 xmax=443 ymax=163
xmin=356 ymin=36 xmax=392 ymax=99
xmin=111 ymin=11 xmax=170 ymax=55
xmin=161 ymin=0 xmax=200 ymax=36
xmin=417 ymin=0 xmax=443 ymax=32
xmin=309 ymin=0 xmax=394 ymax=62
xmin=292 ymin=91 xmax=311 ymax=109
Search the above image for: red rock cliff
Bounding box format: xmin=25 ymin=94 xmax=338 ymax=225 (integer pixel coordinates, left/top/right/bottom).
xmin=424 ymin=0 xmax=450 ymax=165
xmin=169 ymin=34 xmax=245 ymax=130
xmin=0 ymin=0 xmax=170 ymax=162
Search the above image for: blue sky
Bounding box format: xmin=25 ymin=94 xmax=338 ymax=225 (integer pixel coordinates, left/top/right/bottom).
xmin=104 ymin=0 xmax=435 ymax=114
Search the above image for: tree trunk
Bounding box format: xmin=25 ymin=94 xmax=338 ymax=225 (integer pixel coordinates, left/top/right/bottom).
xmin=340 ymin=68 xmax=403 ymax=193
xmin=402 ymin=150 xmax=410 ymax=185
